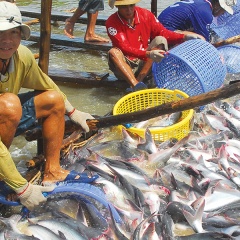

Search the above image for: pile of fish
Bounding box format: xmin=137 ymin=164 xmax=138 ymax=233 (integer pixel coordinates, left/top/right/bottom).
xmin=1 ymin=99 xmax=240 ymax=239
xmin=132 ymin=111 xmax=182 ymax=129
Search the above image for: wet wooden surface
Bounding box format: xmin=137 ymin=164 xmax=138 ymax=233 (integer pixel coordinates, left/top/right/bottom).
xmin=29 ymin=31 xmax=112 ymax=51
xmin=20 ymin=6 xmax=107 ymax=26
xmin=21 ymin=7 xmax=121 ymax=87
xmin=48 ymin=68 xmax=127 ymax=88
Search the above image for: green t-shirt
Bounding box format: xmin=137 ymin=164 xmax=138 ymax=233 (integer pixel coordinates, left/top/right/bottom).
xmin=0 ymin=44 xmax=66 ymax=190
xmin=0 ymin=44 xmax=66 ymax=100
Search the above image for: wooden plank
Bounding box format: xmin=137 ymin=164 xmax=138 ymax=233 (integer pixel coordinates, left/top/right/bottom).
xmin=29 ymin=31 xmax=112 ymax=51
xmin=48 ymin=68 xmax=128 ymax=88
xmin=19 ymin=6 xmax=106 ymax=26
xmin=37 ymin=0 xmax=53 ymax=155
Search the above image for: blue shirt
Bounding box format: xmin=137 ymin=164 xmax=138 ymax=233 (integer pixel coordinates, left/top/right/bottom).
xmin=158 ymin=0 xmax=213 ymax=41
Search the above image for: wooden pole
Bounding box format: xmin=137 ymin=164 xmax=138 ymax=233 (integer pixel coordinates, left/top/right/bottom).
xmin=151 ymin=0 xmax=157 ymax=17
xmin=37 ymin=0 xmax=52 ymax=154
xmin=87 ymin=81 xmax=240 ymax=129
xmin=25 ymin=81 xmax=240 ymax=141
xmin=212 ymin=35 xmax=240 ymax=48
xmin=38 ymin=0 xmax=52 ymax=73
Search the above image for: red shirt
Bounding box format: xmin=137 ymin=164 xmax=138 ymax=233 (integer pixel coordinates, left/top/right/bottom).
xmin=106 ymin=6 xmax=185 ymax=60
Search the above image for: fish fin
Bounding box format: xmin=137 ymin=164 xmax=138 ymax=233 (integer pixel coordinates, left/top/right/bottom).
xmin=57 ymin=231 xmax=67 ymax=239
xmin=197 ymin=155 xmax=205 ymax=165
xmin=137 ymin=128 xmax=158 ymax=154
xmin=190 ymin=177 xmax=203 ymax=195
xmin=183 ymin=197 xmax=205 ymax=233
xmin=204 ymin=186 xmax=214 ymax=198
xmin=170 ymin=173 xmax=178 ymax=190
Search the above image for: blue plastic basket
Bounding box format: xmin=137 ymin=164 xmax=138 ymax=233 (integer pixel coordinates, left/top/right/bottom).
xmin=211 ymin=2 xmax=240 ymax=39
xmin=217 ymin=44 xmax=240 ymax=73
xmin=152 ymin=39 xmax=227 ymax=97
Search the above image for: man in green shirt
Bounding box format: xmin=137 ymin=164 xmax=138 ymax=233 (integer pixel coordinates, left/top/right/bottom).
xmin=0 ymin=1 xmax=96 ymax=210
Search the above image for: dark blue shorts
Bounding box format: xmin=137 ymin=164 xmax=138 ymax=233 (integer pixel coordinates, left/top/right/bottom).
xmin=79 ymin=0 xmax=104 ymax=13
xmin=15 ymin=91 xmax=37 ymax=137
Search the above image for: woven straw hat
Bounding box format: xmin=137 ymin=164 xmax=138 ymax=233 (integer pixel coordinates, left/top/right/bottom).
xmin=0 ymin=1 xmax=30 ymax=40
xmin=109 ymin=0 xmax=140 ymax=8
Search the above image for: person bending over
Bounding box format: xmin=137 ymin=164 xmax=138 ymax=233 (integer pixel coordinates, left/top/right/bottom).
xmin=0 ymin=1 xmax=97 ymax=211
xmin=106 ymin=0 xmax=204 ymax=92
xmin=158 ymin=0 xmax=236 ymax=42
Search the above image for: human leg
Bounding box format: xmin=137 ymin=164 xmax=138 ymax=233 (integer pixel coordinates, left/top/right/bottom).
xmin=136 ymin=58 xmax=153 ymax=83
xmin=85 ymin=11 xmax=109 ymax=42
xmin=14 ymin=91 xmax=38 ymax=137
xmin=64 ymin=7 xmax=85 ymax=38
xmin=108 ymin=48 xmax=139 ymax=87
xmin=33 ymin=90 xmax=69 ymax=183
xmin=65 ymin=0 xmax=109 ymax=42
xmin=0 ymin=93 xmax=22 ymax=149
xmin=80 ymin=0 xmax=108 ymax=42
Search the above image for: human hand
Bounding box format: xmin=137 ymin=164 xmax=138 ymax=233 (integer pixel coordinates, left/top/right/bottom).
xmin=69 ymin=109 xmax=94 ymax=132
xmin=64 ymin=100 xmax=94 ymax=132
xmin=16 ymin=183 xmax=55 ymax=211
xmin=149 ymin=50 xmax=165 ymax=62
xmin=184 ymin=33 xmax=205 ymax=41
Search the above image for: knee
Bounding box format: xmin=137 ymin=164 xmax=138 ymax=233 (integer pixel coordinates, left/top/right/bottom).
xmin=150 ymin=36 xmax=168 ymax=51
xmin=43 ymin=91 xmax=65 ymax=113
xmin=0 ymin=93 xmax=22 ymax=122
xmin=108 ymin=48 xmax=122 ymax=59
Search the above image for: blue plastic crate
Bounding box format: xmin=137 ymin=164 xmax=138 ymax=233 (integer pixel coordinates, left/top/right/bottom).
xmin=152 ymin=39 xmax=227 ymax=97
xmin=217 ymin=44 xmax=240 ymax=73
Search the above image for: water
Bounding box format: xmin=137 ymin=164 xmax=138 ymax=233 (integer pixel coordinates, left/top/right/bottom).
xmin=17 ymin=0 xmax=178 ymax=114
xmin=12 ymin=1 xmax=240 ymax=158
xmin=11 ymin=0 xmax=179 ymax=156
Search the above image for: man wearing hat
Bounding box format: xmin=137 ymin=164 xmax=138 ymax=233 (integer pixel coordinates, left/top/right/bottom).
xmin=158 ymin=0 xmax=237 ymax=42
xmin=106 ymin=0 xmax=204 ymax=92
xmin=0 ymin=1 xmax=97 ymax=210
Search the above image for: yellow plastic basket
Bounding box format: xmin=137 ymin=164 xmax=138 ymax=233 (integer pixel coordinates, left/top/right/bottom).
xmin=113 ymin=88 xmax=194 ymax=141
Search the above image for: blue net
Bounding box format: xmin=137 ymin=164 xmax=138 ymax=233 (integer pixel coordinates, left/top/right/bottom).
xmin=217 ymin=44 xmax=240 ymax=73
xmin=152 ymin=39 xmax=227 ymax=97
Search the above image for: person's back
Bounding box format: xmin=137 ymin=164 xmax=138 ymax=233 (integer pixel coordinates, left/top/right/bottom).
xmin=158 ymin=0 xmax=213 ymax=41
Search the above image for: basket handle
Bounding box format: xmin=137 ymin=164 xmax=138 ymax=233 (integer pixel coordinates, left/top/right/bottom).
xmin=213 ymin=34 xmax=240 ymax=48
xmin=86 ymin=81 xmax=240 ymax=130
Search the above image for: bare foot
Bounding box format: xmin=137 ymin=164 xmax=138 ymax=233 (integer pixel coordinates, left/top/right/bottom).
xmin=65 ymin=7 xmax=77 ymax=13
xmin=84 ymin=34 xmax=110 ymax=43
xmin=64 ymin=18 xmax=75 ymax=39
xmin=41 ymin=169 xmax=80 ymax=186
